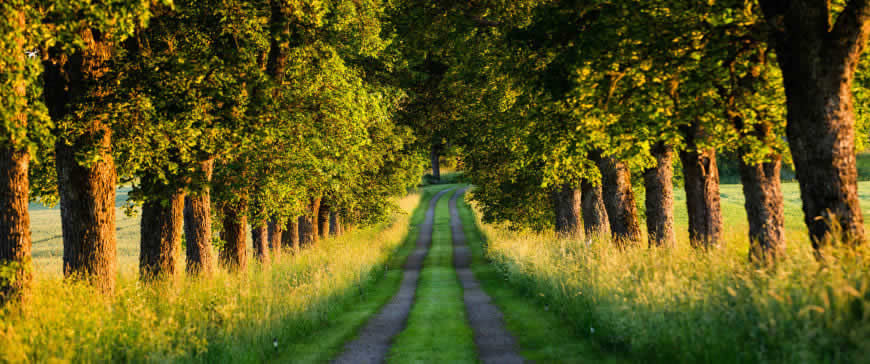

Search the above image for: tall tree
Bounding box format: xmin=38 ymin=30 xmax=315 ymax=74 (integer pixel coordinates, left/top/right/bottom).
xmin=0 ymin=2 xmax=45 ymax=303
xmin=581 ymin=179 xmax=610 ymax=237
xmin=643 ymin=142 xmax=676 ymax=248
xmin=757 ymin=0 xmax=870 ymax=246
xmin=550 ymin=184 xmax=583 ymax=239
xmin=39 ymin=0 xmax=163 ymax=293
xmin=680 ymin=124 xmax=724 ymax=248
xmin=593 ymin=152 xmax=643 ymax=244
xmin=184 ymin=160 xmax=215 ymax=275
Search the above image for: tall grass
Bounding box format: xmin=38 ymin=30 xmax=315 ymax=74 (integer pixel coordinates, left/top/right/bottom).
xmin=476 ymin=208 xmax=870 ymax=363
xmin=0 ymin=193 xmax=420 ymax=362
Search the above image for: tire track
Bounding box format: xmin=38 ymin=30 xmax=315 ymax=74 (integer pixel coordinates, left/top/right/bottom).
xmin=332 ymin=188 xmax=453 ymax=364
xmin=450 ymin=187 xmax=525 ymax=364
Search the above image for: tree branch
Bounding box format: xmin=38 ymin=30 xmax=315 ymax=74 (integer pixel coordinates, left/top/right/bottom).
xmin=827 ymin=0 xmax=870 ymax=70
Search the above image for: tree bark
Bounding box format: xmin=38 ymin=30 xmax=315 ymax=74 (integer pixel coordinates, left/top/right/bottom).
xmin=267 ymin=217 xmax=283 ymax=251
xmin=679 ymin=126 xmax=723 ymax=249
xmin=266 ymin=0 xmax=290 ymax=83
xmin=757 ymin=0 xmax=870 ymax=247
xmin=0 ymin=8 xmax=32 ymax=304
xmin=738 ymin=153 xmax=786 ymax=262
xmin=298 ymin=197 xmax=321 ymax=247
xmin=43 ymin=28 xmax=117 ymax=293
xmin=731 ymin=118 xmax=785 ymax=262
xmin=0 ymin=143 xmax=31 ymax=304
xmin=219 ymin=198 xmax=248 ymax=272
xmin=54 ymin=126 xmax=117 ymax=292
xmin=252 ymin=224 xmax=269 ymax=263
xmin=282 ymin=217 xmax=300 ymax=251
xmin=549 ymin=184 xmax=584 ymax=239
xmin=580 ymin=179 xmax=610 ymax=238
xmin=318 ymin=198 xmax=331 ymax=239
xmin=593 ymin=152 xmax=642 ymax=244
xmin=139 ymin=183 xmax=184 ymax=280
xmin=184 ymin=159 xmax=215 ymax=276
xmin=431 ymin=143 xmax=441 ymax=181
xmin=643 ymin=142 xmax=676 ymax=248
xmin=329 ymin=212 xmax=342 ymax=236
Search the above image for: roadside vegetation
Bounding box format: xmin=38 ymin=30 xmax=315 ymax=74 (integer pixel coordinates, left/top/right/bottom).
xmin=474 ymin=190 xmax=870 ymax=363
xmin=457 ymin=189 xmax=630 ymax=363
xmin=0 ymin=193 xmax=419 ymax=362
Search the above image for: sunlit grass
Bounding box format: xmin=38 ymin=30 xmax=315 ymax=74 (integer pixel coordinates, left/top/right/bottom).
xmin=476 ymin=185 xmax=870 ymax=363
xmin=457 ymin=188 xmax=629 ymax=363
xmin=0 ymin=193 xmax=421 ymax=362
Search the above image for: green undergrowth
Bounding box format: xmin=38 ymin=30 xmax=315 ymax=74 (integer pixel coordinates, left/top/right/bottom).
xmin=475 ymin=194 xmax=870 ymax=363
xmin=456 ymin=191 xmax=629 ymax=363
xmin=0 ymin=190 xmax=431 ymax=363
xmin=388 ymin=188 xmax=477 ymax=363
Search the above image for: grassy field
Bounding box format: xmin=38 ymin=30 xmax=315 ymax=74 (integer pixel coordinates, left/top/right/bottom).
xmin=30 ymin=187 xmax=142 ymax=275
xmin=672 ymin=181 xmax=870 ymax=254
xmin=1 ymin=192 xmax=422 ymax=362
xmin=477 ymin=181 xmax=870 ymax=363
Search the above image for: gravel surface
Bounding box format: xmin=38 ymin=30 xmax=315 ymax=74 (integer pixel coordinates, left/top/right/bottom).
xmin=450 ymin=187 xmax=525 ymax=364
xmin=332 ymin=188 xmax=453 ymax=364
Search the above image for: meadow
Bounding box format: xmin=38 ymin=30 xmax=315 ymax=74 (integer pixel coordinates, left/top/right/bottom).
xmin=478 ymin=181 xmax=870 ymax=363
xmin=1 ymin=192 xmax=422 ymax=362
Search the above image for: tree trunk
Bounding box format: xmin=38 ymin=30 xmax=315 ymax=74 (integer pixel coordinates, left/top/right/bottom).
xmin=282 ymin=218 xmax=300 ymax=251
xmin=266 ymin=0 xmax=290 ymax=83
xmin=0 ymin=8 xmax=32 ymax=304
xmin=298 ymin=197 xmax=321 ymax=247
xmin=267 ymin=217 xmax=284 ymax=251
xmin=431 ymin=143 xmax=441 ymax=181
xmin=252 ymin=224 xmax=269 ymax=263
xmin=549 ymin=184 xmax=583 ymax=239
xmin=44 ymin=28 xmax=117 ymax=293
xmin=643 ymin=142 xmax=676 ymax=248
xmin=329 ymin=212 xmax=342 ymax=236
xmin=184 ymin=159 xmax=215 ymax=276
xmin=679 ymin=126 xmax=723 ymax=249
xmin=55 ymin=124 xmax=117 ymax=293
xmin=780 ymin=54 xmax=865 ymax=246
xmin=580 ymin=179 xmax=610 ymax=238
xmin=219 ymin=198 xmax=248 ymax=272
xmin=318 ymin=198 xmax=331 ymax=239
xmin=593 ymin=152 xmax=642 ymax=244
xmin=0 ymin=143 xmax=31 ymax=304
xmin=139 ymin=184 xmax=184 ymax=280
xmin=738 ymin=153 xmax=786 ymax=262
xmin=758 ymin=0 xmax=870 ymax=247
xmin=732 ymin=119 xmax=785 ymax=262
